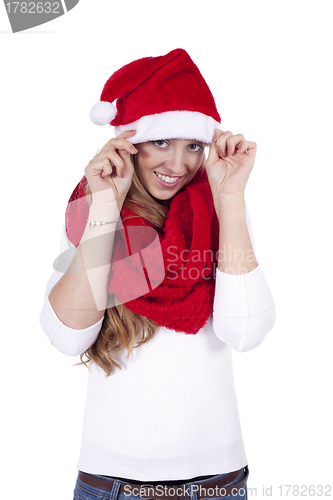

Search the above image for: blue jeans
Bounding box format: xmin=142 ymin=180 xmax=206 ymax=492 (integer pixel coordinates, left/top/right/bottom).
xmin=73 ymin=468 xmax=248 ymax=500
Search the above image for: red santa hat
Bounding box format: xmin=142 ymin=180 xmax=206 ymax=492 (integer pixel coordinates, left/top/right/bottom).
xmin=89 ymin=48 xmax=221 ymax=144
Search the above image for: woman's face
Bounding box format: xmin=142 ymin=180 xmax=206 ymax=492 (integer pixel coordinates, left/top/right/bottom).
xmin=133 ymin=139 xmax=206 ymax=201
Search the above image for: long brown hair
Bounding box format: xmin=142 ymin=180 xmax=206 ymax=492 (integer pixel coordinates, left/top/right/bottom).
xmin=76 ymin=156 xmax=170 ymax=377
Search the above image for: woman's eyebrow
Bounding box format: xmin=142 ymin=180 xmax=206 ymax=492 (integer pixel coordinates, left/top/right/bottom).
xmin=185 ymin=140 xmax=205 ymax=145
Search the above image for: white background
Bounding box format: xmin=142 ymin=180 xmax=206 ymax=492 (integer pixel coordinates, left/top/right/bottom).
xmin=1 ymin=1 xmax=332 ymax=498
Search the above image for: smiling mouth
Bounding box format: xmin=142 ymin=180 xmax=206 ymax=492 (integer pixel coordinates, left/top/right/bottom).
xmin=154 ymin=171 xmax=184 ymax=182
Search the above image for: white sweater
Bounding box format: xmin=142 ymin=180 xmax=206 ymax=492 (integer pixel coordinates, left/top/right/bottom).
xmin=39 ymin=207 xmax=276 ymax=481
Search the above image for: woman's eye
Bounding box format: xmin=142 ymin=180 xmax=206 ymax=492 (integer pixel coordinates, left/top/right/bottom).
xmin=188 ymin=144 xmax=202 ymax=152
xmin=154 ymin=140 xmax=168 ymax=148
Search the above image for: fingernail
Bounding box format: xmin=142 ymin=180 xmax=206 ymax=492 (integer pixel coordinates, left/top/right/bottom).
xmin=130 ymin=147 xmax=138 ymax=153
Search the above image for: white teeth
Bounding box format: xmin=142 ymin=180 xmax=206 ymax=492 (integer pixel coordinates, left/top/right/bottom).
xmin=155 ymin=172 xmax=180 ymax=183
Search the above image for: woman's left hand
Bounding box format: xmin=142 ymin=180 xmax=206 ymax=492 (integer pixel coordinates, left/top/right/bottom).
xmin=205 ymin=129 xmax=257 ymax=205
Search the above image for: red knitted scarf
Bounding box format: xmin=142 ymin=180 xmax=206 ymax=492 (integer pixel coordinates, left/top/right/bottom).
xmin=65 ymin=168 xmax=220 ymax=334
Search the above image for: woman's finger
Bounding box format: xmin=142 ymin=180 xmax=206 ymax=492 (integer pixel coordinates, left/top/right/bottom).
xmin=205 ymin=142 xmax=220 ymax=169
xmin=218 ymin=133 xmax=245 ymax=156
xmin=86 ymin=130 xmax=138 ymax=191
xmin=101 ymin=138 xmax=137 ymax=156
xmin=116 ymin=129 xmax=138 ymax=141
xmin=104 ymin=151 xmax=125 ymax=171
xmin=215 ymin=131 xmax=234 ymax=156
xmin=88 ymin=159 xmax=112 ymax=178
xmin=100 ymin=160 xmax=113 ymax=178
xmin=236 ymin=141 xmax=257 ymax=154
xmin=212 ymin=129 xmax=225 ymax=142
xmin=118 ymin=149 xmax=135 ymax=178
xmin=224 ymin=134 xmax=245 ymax=156
xmin=105 ymin=130 xmax=138 ymax=152
xmin=216 ymin=133 xmax=255 ymax=157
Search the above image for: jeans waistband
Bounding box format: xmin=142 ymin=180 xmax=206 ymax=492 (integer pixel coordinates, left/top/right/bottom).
xmin=77 ymin=466 xmax=249 ymax=499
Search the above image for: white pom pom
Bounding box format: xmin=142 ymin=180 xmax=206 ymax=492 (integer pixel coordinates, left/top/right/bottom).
xmin=90 ymin=101 xmax=117 ymax=126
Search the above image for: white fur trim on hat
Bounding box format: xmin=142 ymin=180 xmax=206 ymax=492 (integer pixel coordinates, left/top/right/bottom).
xmin=114 ymin=111 xmax=220 ymax=144
xmin=90 ymin=101 xmax=117 ymax=126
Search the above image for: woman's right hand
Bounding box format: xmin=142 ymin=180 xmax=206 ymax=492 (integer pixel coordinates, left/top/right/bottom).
xmin=85 ymin=130 xmax=137 ymax=204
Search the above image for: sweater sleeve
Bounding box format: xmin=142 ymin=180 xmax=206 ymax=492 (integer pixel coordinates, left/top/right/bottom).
xmin=39 ymin=224 xmax=105 ymax=357
xmin=212 ymin=205 xmax=276 ymax=352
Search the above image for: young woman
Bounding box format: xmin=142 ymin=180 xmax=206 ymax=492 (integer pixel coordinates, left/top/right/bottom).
xmin=40 ymin=48 xmax=276 ymax=500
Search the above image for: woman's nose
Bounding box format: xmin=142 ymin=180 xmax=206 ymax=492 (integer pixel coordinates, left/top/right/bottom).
xmin=166 ymin=151 xmax=186 ymax=175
